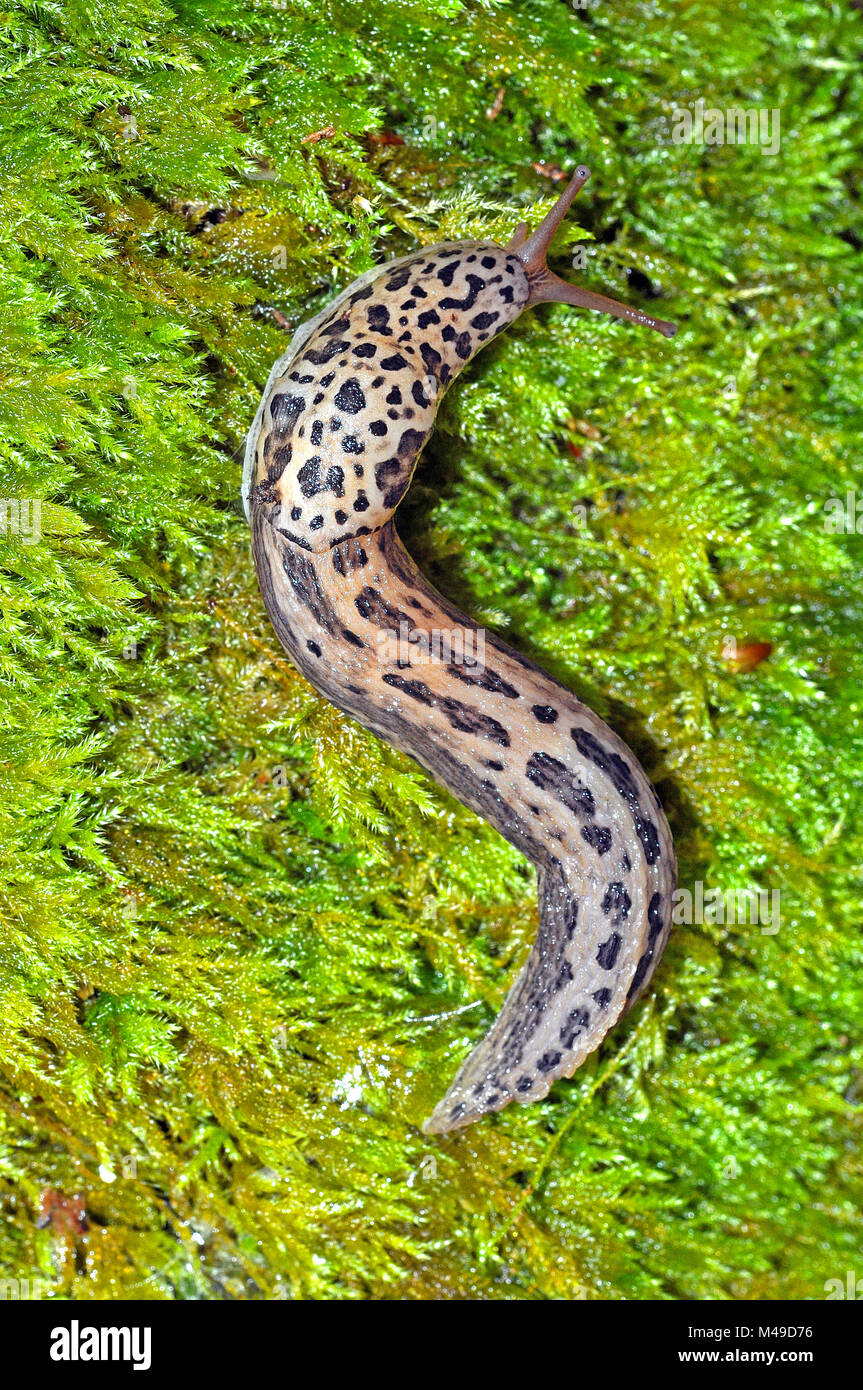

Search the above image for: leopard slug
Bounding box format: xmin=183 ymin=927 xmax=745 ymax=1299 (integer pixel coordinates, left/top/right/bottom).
xmin=243 ymin=167 xmax=677 ymax=1135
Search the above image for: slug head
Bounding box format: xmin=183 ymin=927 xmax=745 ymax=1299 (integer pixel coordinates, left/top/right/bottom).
xmin=506 ymin=166 xmax=677 ymax=339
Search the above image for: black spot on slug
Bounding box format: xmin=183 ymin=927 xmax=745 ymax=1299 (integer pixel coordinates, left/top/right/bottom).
xmin=270 ymin=393 xmax=305 ymax=431
xmin=596 ymin=933 xmax=622 ymax=970
xmin=571 ymin=727 xmax=661 ymax=865
xmin=559 ymin=1007 xmax=590 ymax=1048
xmin=334 ymin=378 xmax=366 ymax=414
xmin=581 ymin=824 xmax=613 ymax=855
xmin=601 ymin=881 xmax=631 ymax=920
xmin=531 ymin=705 xmax=558 ymax=724
xmin=420 ymin=342 xmax=442 ymax=376
xmin=526 ymin=752 xmax=596 ymax=819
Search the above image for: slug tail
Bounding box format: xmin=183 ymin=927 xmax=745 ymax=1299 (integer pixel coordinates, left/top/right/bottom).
xmin=423 ymin=847 xmax=674 ymax=1135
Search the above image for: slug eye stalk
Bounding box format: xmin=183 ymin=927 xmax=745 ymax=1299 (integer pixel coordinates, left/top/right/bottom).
xmin=508 ymin=165 xmax=678 ymax=339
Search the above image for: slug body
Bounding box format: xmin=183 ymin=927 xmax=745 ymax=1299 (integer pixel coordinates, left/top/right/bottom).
xmin=244 ymin=168 xmax=677 ymax=1134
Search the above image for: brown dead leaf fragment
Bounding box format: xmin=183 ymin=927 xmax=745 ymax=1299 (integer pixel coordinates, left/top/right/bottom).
xmin=721 ymin=638 xmax=773 ymax=672
xmin=301 ymin=125 xmax=335 ymax=144
xmin=486 ymin=87 xmax=505 ymax=120
xmin=35 ymin=1189 xmax=89 ymax=1236
xmin=532 ymin=162 xmax=567 ymax=182
xmin=570 ymin=417 xmax=601 ymax=440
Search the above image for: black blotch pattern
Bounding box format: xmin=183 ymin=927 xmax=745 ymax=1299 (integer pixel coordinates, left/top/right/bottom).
xmin=384 ymin=268 xmax=411 ymax=290
xmin=626 ymin=892 xmax=667 ymax=1000
xmin=334 ymin=378 xmax=366 ymax=414
xmin=252 ymin=480 xmax=276 ymax=505
xmin=420 ymin=342 xmax=442 ymax=376
xmin=526 ymin=752 xmax=596 ymax=819
xmin=440 ymin=274 xmax=485 ymax=311
xmin=559 ymin=1007 xmax=590 ymax=1048
xmin=572 ymin=727 xmax=661 ymax=865
xmin=581 ymin=824 xmax=613 ymax=855
xmin=601 ymin=881 xmax=632 ymax=920
xmin=270 ymin=393 xmax=305 ymax=431
xmin=382 ymin=673 xmax=510 ymax=745
xmin=397 ymin=427 xmax=426 ymax=459
xmin=305 ymin=338 xmax=349 ymax=366
xmin=532 ymin=705 xmax=558 ymax=724
xmin=596 ymin=933 xmax=622 ymax=970
xmin=297 ymin=457 xmax=325 ymax=498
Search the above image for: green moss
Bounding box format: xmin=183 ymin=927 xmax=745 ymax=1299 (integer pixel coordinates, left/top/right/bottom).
xmin=0 ymin=0 xmax=861 ymax=1299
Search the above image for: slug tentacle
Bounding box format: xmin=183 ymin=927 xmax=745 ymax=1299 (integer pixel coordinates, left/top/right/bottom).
xmin=246 ymin=166 xmax=677 ymax=1134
